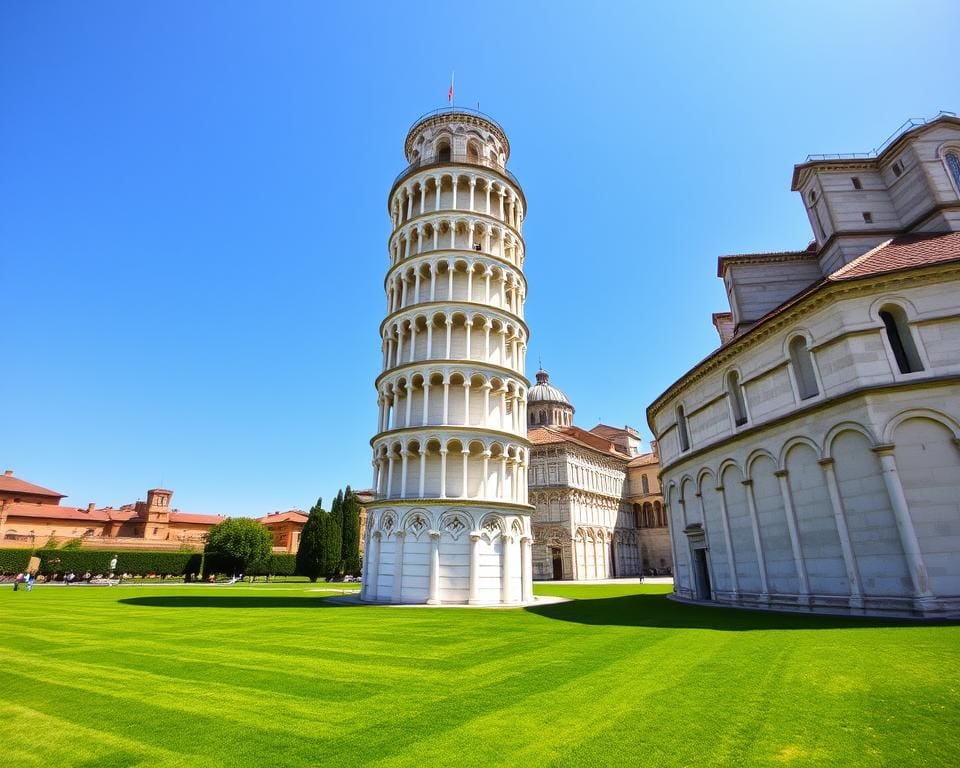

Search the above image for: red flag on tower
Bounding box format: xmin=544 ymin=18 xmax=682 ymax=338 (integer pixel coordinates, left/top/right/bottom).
xmin=448 ymin=71 xmax=454 ymax=104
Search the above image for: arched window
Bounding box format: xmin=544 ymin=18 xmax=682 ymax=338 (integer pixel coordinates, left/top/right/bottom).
xmin=641 ymin=474 xmax=649 ymax=495
xmin=945 ymin=151 xmax=960 ymax=194
xmin=727 ymin=370 xmax=748 ymax=427
xmin=467 ymin=140 xmax=481 ymax=163
xmin=789 ymin=336 xmax=819 ymax=400
xmin=676 ymin=405 xmax=690 ymax=451
xmin=879 ymin=305 xmax=924 ymax=374
xmin=436 ymin=140 xmax=451 ymax=162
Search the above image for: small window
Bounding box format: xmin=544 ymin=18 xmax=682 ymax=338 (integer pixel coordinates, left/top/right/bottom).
xmin=789 ymin=336 xmax=820 ymax=400
xmin=879 ymin=305 xmax=924 ymax=374
xmin=851 ymin=177 xmax=862 ymax=190
xmin=727 ymin=370 xmax=748 ymax=427
xmin=862 ymin=212 xmax=873 ymax=223
xmin=641 ymin=475 xmax=650 ymax=495
xmin=676 ymin=405 xmax=690 ymax=452
xmin=945 ymin=152 xmax=960 ymax=193
xmin=892 ymin=159 xmax=904 ymax=177
xmin=808 ymin=190 xmax=817 ymax=203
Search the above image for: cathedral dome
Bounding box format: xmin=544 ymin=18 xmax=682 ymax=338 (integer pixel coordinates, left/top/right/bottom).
xmin=528 ymin=369 xmax=575 ymax=428
xmin=528 ymin=369 xmax=571 ymax=405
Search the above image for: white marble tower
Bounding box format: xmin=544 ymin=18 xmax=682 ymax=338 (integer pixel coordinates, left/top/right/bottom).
xmin=360 ymin=109 xmax=534 ymax=604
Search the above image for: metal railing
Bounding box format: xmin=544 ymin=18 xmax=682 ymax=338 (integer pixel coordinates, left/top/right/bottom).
xmin=392 ymin=152 xmax=522 ymax=189
xmin=805 ymin=111 xmax=957 ymax=162
xmin=406 ymin=106 xmax=508 ymax=140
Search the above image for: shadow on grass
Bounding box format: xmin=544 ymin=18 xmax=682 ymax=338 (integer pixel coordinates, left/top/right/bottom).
xmin=526 ymin=593 xmax=959 ymax=631
xmin=118 ymin=595 xmax=354 ymax=609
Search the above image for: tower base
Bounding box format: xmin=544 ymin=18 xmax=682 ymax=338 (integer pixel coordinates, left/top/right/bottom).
xmin=360 ymin=502 xmax=534 ymax=605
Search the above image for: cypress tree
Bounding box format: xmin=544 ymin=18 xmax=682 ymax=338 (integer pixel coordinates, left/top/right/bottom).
xmin=320 ymin=506 xmax=342 ymax=581
xmin=295 ymin=498 xmax=325 ymax=582
xmin=340 ymin=486 xmax=362 ymax=575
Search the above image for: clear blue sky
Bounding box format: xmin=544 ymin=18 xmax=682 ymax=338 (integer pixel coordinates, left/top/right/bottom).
xmin=3 ymin=1 xmax=957 ymax=516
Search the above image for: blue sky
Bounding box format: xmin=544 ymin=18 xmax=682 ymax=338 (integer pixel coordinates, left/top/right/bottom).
xmin=3 ymin=1 xmax=957 ymax=516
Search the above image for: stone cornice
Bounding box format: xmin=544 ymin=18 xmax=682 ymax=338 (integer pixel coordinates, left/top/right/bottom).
xmin=382 ymin=248 xmax=527 ymax=294
xmin=379 ymin=300 xmax=529 ymax=339
xmin=371 ymin=424 xmax=532 ymax=449
xmin=375 ymin=359 xmax=529 ymax=390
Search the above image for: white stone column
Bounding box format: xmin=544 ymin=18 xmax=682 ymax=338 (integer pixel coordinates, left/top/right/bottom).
xmin=439 ymin=449 xmax=448 ymax=499
xmin=399 ymin=450 xmax=409 ymax=498
xmin=445 ymin=319 xmax=453 ymax=358
xmin=422 ymin=381 xmax=430 ymax=426
xmin=434 ymin=177 xmax=441 ymax=211
xmin=461 ymin=449 xmax=470 ymax=498
xmin=500 ymin=533 xmax=514 ymax=603
xmin=418 ymin=447 xmax=426 ymax=497
xmin=874 ymin=446 xmax=934 ymax=602
xmin=468 ymin=532 xmax=481 ymax=604
xmin=391 ymin=531 xmax=405 ymax=602
xmin=775 ymin=470 xmax=811 ymax=601
xmin=742 ymin=480 xmax=769 ymax=597
xmin=365 ymin=531 xmax=381 ymax=601
xmin=464 ymin=320 xmax=473 ymax=359
xmin=442 ymin=379 xmax=450 ymax=423
xmin=468 ymin=177 xmax=476 ymax=211
xmin=451 ymin=178 xmax=458 ymax=211
xmin=521 ymin=535 xmax=533 ymax=602
xmin=715 ymin=483 xmax=740 ymax=599
xmin=386 ymin=455 xmax=395 ymax=498
xmin=426 ymin=323 xmax=434 ymax=359
xmin=485 ymin=184 xmax=492 ymax=214
xmin=419 ymin=184 xmax=426 ymax=215
xmin=480 ymin=451 xmax=490 ymax=498
xmin=463 ymin=381 xmax=471 ymax=426
xmin=427 ymin=531 xmax=441 ymax=605
xmin=819 ymin=458 xmax=863 ymax=607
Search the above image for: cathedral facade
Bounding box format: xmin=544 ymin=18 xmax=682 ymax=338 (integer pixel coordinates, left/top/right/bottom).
xmin=527 ymin=369 xmax=669 ymax=580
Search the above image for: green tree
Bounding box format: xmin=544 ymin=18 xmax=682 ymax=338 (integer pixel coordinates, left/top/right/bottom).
xmin=295 ymin=498 xmax=326 ymax=582
xmin=204 ymin=517 xmax=272 ymax=577
xmin=321 ymin=505 xmax=342 ymax=581
xmin=340 ymin=486 xmax=362 ymax=575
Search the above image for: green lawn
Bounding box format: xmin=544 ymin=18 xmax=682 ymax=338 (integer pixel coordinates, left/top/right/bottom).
xmin=1 ymin=582 xmax=957 ymax=767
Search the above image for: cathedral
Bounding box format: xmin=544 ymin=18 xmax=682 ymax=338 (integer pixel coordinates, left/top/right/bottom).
xmin=527 ymin=369 xmax=669 ymax=580
xmin=648 ymin=113 xmax=960 ymax=618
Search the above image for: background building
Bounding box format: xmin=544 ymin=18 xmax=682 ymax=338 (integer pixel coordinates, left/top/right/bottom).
xmin=0 ymin=469 xmax=375 ymax=555
xmin=648 ymin=112 xmax=960 ymax=618
xmin=361 ymin=108 xmax=535 ymax=605
xmin=527 ymin=369 xmax=668 ymax=580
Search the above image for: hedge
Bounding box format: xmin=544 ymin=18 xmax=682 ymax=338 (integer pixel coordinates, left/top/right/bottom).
xmin=33 ymin=548 xmax=298 ymax=578
xmin=0 ymin=548 xmax=34 ymax=573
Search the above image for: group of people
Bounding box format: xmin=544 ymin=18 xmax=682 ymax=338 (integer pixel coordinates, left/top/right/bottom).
xmin=12 ymin=572 xmax=34 ymax=591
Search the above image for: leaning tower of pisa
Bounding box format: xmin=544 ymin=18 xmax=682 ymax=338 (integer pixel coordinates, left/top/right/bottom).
xmin=360 ymin=109 xmax=533 ymax=605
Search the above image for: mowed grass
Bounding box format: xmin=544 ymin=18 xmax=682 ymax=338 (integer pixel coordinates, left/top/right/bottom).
xmin=1 ymin=583 xmax=958 ymax=768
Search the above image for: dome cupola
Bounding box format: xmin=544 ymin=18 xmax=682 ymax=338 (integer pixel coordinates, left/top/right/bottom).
xmin=528 ymin=368 xmax=575 ymax=428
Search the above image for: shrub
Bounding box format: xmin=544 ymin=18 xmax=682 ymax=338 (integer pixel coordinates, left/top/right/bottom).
xmin=0 ymin=548 xmax=33 ymax=574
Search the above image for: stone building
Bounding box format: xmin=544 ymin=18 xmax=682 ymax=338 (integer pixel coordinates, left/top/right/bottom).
xmin=647 ymin=112 xmax=960 ymax=618
xmin=0 ymin=470 xmax=223 ymax=550
xmin=527 ymin=369 xmax=669 ymax=580
xmin=361 ymin=108 xmax=535 ymax=605
xmin=1 ymin=469 xmax=375 ymax=556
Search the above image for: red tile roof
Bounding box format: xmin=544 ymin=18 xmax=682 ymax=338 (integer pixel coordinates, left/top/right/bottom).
xmin=528 ymin=426 xmax=631 ymax=459
xmin=0 ymin=474 xmax=65 ymax=499
xmin=257 ymin=511 xmax=309 ymax=525
xmin=627 ymin=452 xmax=660 ymax=468
xmin=3 ymin=502 xmax=109 ymax=521
xmin=169 ymin=512 xmax=225 ymax=525
xmin=829 ymin=231 xmax=960 ymax=280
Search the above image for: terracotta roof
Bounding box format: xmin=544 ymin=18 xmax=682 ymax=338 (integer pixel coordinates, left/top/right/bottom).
xmin=829 ymin=231 xmax=960 ymax=280
xmin=0 ymin=474 xmax=65 ymax=499
xmin=590 ymin=424 xmax=640 ymax=439
xmin=528 ymin=426 xmax=631 ymax=460
xmin=3 ymin=503 xmax=109 ymax=522
xmin=169 ymin=512 xmax=225 ymax=525
xmin=257 ymin=511 xmax=309 ymax=525
xmin=627 ymin=452 xmax=660 ymax=468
